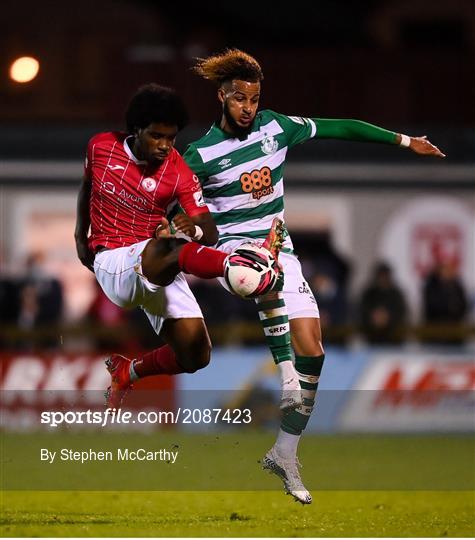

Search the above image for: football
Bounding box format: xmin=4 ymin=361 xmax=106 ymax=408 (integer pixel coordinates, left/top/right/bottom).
xmin=224 ymin=243 xmax=280 ymax=298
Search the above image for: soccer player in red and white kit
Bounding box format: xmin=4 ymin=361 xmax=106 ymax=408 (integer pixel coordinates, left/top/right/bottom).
xmin=75 ymin=84 xmax=283 ymax=407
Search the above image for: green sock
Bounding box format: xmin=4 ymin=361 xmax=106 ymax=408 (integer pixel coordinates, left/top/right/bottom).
xmin=280 ymin=354 xmax=325 ymax=435
xmin=255 ymin=293 xmax=292 ymax=364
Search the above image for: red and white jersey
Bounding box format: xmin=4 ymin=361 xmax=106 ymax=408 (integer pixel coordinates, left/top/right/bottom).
xmin=85 ymin=132 xmax=208 ymax=251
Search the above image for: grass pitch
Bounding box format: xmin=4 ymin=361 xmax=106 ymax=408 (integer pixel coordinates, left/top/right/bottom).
xmin=2 ymin=490 xmax=473 ymax=537
xmin=1 ymin=433 xmax=474 ymax=537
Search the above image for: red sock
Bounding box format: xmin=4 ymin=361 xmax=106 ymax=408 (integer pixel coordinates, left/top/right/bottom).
xmin=178 ymin=242 xmax=227 ymax=278
xmin=132 ymin=345 xmax=185 ymax=377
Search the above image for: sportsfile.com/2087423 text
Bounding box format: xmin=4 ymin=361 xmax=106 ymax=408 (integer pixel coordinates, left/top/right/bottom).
xmin=40 ymin=408 xmax=253 ymax=428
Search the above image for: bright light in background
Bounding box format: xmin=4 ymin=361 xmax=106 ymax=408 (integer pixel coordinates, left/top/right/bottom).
xmin=9 ymin=56 xmax=40 ymax=83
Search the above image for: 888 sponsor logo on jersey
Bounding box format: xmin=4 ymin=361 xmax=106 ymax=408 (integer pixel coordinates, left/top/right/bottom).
xmin=239 ymin=166 xmax=273 ymax=200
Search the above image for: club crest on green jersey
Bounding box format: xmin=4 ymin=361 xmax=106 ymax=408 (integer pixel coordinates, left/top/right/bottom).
xmin=261 ymin=135 xmax=279 ymax=155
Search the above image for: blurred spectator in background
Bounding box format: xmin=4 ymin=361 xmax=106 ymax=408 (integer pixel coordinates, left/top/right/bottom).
xmin=358 ymin=261 xmax=407 ymax=344
xmin=422 ymin=259 xmax=468 ymax=344
xmin=293 ymin=229 xmax=351 ymax=340
xmin=15 ymin=251 xmax=63 ymax=349
xmin=20 ymin=252 xmax=63 ymax=325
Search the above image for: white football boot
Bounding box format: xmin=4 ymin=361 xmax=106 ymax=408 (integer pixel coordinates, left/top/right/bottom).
xmin=262 ymin=447 xmax=312 ymax=504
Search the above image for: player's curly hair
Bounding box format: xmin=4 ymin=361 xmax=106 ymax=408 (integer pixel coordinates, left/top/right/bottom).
xmin=125 ymin=83 xmax=189 ymax=134
xmin=193 ymin=48 xmax=263 ymax=86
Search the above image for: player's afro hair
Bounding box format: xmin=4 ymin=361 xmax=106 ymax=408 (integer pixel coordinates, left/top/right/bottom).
xmin=125 ymin=83 xmax=189 ymax=134
xmin=192 ymin=48 xmax=263 ymax=86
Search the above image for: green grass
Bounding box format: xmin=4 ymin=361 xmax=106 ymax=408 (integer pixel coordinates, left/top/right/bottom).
xmin=1 ymin=490 xmax=474 ymax=537
xmin=1 ymin=433 xmax=474 ymax=536
xmin=2 ymin=432 xmax=474 ymax=490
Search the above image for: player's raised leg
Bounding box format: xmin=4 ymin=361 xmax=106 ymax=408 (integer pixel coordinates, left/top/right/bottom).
xmin=140 ymin=237 xmax=229 ymax=286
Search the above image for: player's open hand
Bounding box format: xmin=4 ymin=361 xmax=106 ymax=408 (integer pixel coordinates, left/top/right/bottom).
xmin=172 ymin=214 xmax=196 ymax=238
xmin=409 ymin=136 xmax=446 ymax=158
xmin=75 ymin=238 xmax=95 ymax=272
xmin=154 ymin=217 xmax=172 ymax=239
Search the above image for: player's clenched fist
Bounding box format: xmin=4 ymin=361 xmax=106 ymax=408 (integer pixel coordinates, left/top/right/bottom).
xmin=172 ymin=213 xmax=197 ymax=238
xmin=154 ymin=217 xmax=172 ymax=239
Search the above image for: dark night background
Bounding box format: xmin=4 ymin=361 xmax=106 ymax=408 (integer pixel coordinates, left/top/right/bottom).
xmin=1 ymin=0 xmax=474 ymax=160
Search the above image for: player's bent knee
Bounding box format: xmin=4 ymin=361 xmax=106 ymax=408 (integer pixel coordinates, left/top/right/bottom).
xmin=184 ymin=354 xmax=210 ymax=373
xmin=178 ymin=342 xmax=211 ymax=373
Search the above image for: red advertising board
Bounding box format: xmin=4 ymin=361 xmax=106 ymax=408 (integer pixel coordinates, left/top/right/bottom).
xmin=339 ymin=354 xmax=475 ymax=432
xmin=0 ymin=354 xmax=176 ymax=430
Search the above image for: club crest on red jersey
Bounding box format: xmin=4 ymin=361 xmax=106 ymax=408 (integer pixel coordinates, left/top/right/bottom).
xmin=141 ymin=177 xmax=157 ymax=192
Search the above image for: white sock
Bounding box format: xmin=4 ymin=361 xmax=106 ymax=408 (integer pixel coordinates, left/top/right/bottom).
xmin=278 ymin=359 xmax=297 ymax=384
xmin=274 ymin=429 xmax=300 ymax=458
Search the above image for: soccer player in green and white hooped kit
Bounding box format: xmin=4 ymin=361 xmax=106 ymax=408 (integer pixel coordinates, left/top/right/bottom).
xmin=183 ymin=49 xmax=445 ymax=504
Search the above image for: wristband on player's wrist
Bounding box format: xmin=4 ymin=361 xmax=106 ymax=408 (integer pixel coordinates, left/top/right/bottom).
xmin=399 ymin=134 xmax=411 ymax=148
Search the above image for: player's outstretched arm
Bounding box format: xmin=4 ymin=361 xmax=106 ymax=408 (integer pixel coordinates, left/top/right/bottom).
xmin=315 ymin=118 xmax=445 ymax=158
xmin=74 ymin=175 xmax=95 ymax=272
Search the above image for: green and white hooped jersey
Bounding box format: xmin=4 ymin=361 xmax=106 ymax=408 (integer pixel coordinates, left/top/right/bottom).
xmin=183 ymin=110 xmax=318 ymax=253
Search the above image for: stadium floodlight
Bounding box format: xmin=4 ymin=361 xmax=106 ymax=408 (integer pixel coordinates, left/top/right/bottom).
xmin=9 ymin=56 xmax=40 ymax=83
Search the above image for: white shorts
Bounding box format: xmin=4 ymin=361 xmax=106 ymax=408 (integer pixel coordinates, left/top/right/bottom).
xmin=217 ymin=240 xmax=320 ymax=319
xmin=93 ymin=239 xmax=203 ymax=335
